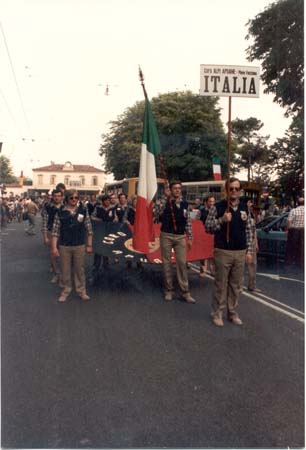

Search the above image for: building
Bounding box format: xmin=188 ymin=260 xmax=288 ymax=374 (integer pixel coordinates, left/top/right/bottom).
xmin=31 ymin=161 xmax=106 ymax=195
xmin=0 ymin=183 xmax=27 ymax=198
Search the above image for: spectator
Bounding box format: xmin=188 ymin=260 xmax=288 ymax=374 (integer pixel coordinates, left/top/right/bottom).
xmin=25 ymin=196 xmax=39 ymax=235
xmin=285 ymin=197 xmax=304 ymax=268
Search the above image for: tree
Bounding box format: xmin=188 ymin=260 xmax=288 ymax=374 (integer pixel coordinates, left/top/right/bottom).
xmin=268 ymin=115 xmax=304 ymax=201
xmin=99 ymin=91 xmax=227 ymax=181
xmin=231 ymin=117 xmax=270 ymax=182
xmin=246 ymin=0 xmax=304 ymax=118
xmin=0 ymin=155 xmax=18 ymax=184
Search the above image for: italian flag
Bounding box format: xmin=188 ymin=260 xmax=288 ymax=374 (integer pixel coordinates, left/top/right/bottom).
xmin=133 ymin=98 xmax=161 ymax=254
xmin=212 ymin=157 xmax=221 ymax=181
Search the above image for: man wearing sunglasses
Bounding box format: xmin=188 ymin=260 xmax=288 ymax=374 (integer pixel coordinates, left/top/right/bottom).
xmin=205 ymin=177 xmax=253 ymax=327
xmin=51 ymin=189 xmax=93 ymax=303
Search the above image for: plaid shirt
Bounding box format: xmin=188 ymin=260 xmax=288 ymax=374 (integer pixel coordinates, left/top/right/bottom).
xmin=52 ymin=206 xmax=93 ymax=238
xmin=154 ymin=196 xmax=193 ymax=240
xmin=288 ymin=205 xmax=304 ymax=228
xmin=205 ymin=201 xmax=253 ymax=253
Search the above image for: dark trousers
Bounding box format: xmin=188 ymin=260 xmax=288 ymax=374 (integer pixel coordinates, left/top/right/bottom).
xmin=285 ymin=228 xmax=304 ymax=268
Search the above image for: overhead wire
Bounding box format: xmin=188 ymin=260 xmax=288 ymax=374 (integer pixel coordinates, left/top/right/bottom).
xmin=0 ymin=21 xmax=33 ymax=139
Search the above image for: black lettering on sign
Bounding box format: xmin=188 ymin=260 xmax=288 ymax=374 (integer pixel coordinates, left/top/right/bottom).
xmin=249 ymin=77 xmax=256 ymax=95
xmin=211 ymin=76 xmax=220 ymax=92
xmin=233 ymin=77 xmax=241 ymax=94
xmin=204 ymin=75 xmax=209 ymax=92
xmin=242 ymin=77 xmax=247 ymax=94
xmin=222 ymin=76 xmax=230 ymax=93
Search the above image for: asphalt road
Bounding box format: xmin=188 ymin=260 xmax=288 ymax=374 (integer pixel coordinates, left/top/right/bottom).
xmin=1 ymin=219 xmax=304 ymax=449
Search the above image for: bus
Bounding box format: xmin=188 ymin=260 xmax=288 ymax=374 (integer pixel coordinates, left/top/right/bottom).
xmin=181 ymin=180 xmax=262 ymax=209
xmin=104 ymin=177 xmax=165 ymax=200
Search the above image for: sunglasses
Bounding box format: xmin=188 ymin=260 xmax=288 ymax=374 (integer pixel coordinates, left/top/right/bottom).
xmin=69 ymin=196 xmax=79 ymax=200
xmin=229 ymin=187 xmax=240 ymax=192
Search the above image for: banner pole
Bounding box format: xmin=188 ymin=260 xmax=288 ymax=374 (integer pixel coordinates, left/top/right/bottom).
xmin=226 ymin=96 xmax=232 ymax=243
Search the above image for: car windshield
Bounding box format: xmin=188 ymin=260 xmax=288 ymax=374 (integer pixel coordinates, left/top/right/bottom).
xmin=256 ymin=216 xmax=277 ymax=229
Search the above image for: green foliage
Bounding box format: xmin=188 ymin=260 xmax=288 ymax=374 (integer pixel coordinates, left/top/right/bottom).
xmin=0 ymin=155 xmax=17 ymax=184
xmin=231 ymin=117 xmax=270 ymax=182
xmin=99 ymin=91 xmax=227 ymax=181
xmin=246 ymin=0 xmax=304 ymax=118
xmin=268 ymin=115 xmax=304 ymax=199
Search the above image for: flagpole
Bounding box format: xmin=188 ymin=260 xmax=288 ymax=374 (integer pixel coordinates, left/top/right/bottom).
xmin=226 ymin=96 xmax=232 ymax=243
xmin=138 ymin=66 xmax=177 ymax=231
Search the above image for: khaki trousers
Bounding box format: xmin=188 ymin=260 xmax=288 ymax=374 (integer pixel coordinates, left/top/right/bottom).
xmin=160 ymin=231 xmax=190 ymax=295
xmin=59 ymin=245 xmax=87 ymax=296
xmin=212 ymin=248 xmax=246 ymax=318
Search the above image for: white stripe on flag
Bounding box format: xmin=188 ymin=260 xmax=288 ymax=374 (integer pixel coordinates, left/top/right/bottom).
xmin=138 ymin=143 xmax=157 ymax=202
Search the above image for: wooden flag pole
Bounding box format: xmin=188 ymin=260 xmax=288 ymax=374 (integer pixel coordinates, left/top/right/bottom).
xmin=226 ymin=96 xmax=232 ymax=243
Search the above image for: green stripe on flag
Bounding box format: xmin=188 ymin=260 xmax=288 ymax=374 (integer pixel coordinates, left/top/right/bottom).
xmin=212 ymin=156 xmax=220 ymax=165
xmin=142 ymin=99 xmax=161 ymax=156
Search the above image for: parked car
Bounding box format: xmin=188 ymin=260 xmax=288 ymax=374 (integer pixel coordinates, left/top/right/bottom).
xmin=256 ymin=213 xmax=289 ymax=260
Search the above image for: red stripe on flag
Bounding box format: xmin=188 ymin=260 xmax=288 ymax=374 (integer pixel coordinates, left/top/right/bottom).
xmin=213 ymin=173 xmax=222 ymax=181
xmin=133 ymin=196 xmax=155 ymax=254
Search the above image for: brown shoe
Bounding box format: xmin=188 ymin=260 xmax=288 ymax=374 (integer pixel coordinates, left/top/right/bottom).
xmin=182 ymin=294 xmax=196 ymax=304
xmin=164 ymin=292 xmax=173 ymax=301
xmin=80 ymin=294 xmax=90 ymax=302
xmin=212 ymin=316 xmax=224 ymax=327
xmin=58 ymin=293 xmax=68 ymax=303
xmin=230 ymin=315 xmax=243 ymax=326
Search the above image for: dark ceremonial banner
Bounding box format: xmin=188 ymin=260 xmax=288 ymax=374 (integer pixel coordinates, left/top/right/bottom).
xmin=92 ymin=221 xmax=144 ymax=263
xmin=92 ymin=220 xmax=214 ymax=263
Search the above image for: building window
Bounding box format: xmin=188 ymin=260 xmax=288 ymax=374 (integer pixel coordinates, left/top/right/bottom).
xmin=50 ymin=175 xmax=56 ymax=185
xmin=92 ymin=176 xmax=98 ymax=186
xmin=38 ymin=174 xmax=43 ymax=185
xmin=80 ymin=176 xmax=85 ymax=186
xmin=64 ymin=176 xmax=70 ymax=186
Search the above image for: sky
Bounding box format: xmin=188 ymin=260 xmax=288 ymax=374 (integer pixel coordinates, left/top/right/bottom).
xmin=0 ymin=0 xmax=291 ymax=179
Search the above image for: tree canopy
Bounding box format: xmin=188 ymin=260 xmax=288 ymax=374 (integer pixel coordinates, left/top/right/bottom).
xmin=246 ymin=0 xmax=304 ymax=118
xmin=231 ymin=117 xmax=270 ymax=183
xmin=0 ymin=155 xmax=17 ymax=184
xmin=99 ymin=91 xmax=227 ymax=182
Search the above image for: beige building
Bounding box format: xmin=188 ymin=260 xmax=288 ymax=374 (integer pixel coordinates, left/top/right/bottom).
xmin=32 ymin=161 xmax=106 ymax=194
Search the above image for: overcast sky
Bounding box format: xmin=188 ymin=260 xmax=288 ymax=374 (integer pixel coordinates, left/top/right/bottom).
xmin=0 ymin=0 xmax=291 ymax=179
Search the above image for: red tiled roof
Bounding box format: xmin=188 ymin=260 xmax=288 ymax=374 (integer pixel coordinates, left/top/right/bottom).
xmin=32 ymin=164 xmax=104 ymax=173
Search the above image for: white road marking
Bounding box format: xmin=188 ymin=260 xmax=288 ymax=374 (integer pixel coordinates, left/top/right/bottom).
xmin=257 ymin=272 xmax=304 ymax=284
xmin=242 ymin=290 xmax=304 ymax=323
xmin=189 ymin=263 xmax=304 ymax=323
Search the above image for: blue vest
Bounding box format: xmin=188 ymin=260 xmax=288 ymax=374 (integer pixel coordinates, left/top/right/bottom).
xmin=58 ymin=205 xmax=87 ymax=246
xmin=214 ymin=199 xmax=248 ymax=250
xmin=161 ymin=199 xmax=188 ymax=235
xmin=94 ymin=205 xmax=117 ymax=222
xmin=45 ymin=202 xmax=61 ymax=231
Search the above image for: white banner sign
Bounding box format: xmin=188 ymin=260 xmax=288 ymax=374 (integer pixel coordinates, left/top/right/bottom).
xmin=200 ymin=64 xmax=260 ymax=98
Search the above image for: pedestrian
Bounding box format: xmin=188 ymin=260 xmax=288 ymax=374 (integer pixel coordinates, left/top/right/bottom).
xmin=285 ymin=197 xmax=304 ymax=268
xmin=199 ymin=195 xmax=216 ymax=277
xmin=156 ymin=181 xmax=195 ymax=303
xmin=25 ymin=196 xmax=39 ymax=235
xmin=91 ymin=194 xmax=118 ymax=274
xmin=116 ymin=193 xmax=128 ymax=223
xmin=109 ymin=193 xmax=118 ymax=208
xmin=42 ymin=188 xmax=64 ymax=283
xmin=51 ymin=189 xmax=93 ymax=303
xmin=205 ymin=177 xmax=254 ymax=327
xmin=86 ymin=193 xmax=97 ymax=217
xmin=245 ymin=198 xmax=259 ymax=292
xmin=123 ymin=196 xmax=137 ymax=225
xmin=56 ymin=183 xmax=66 ymax=195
